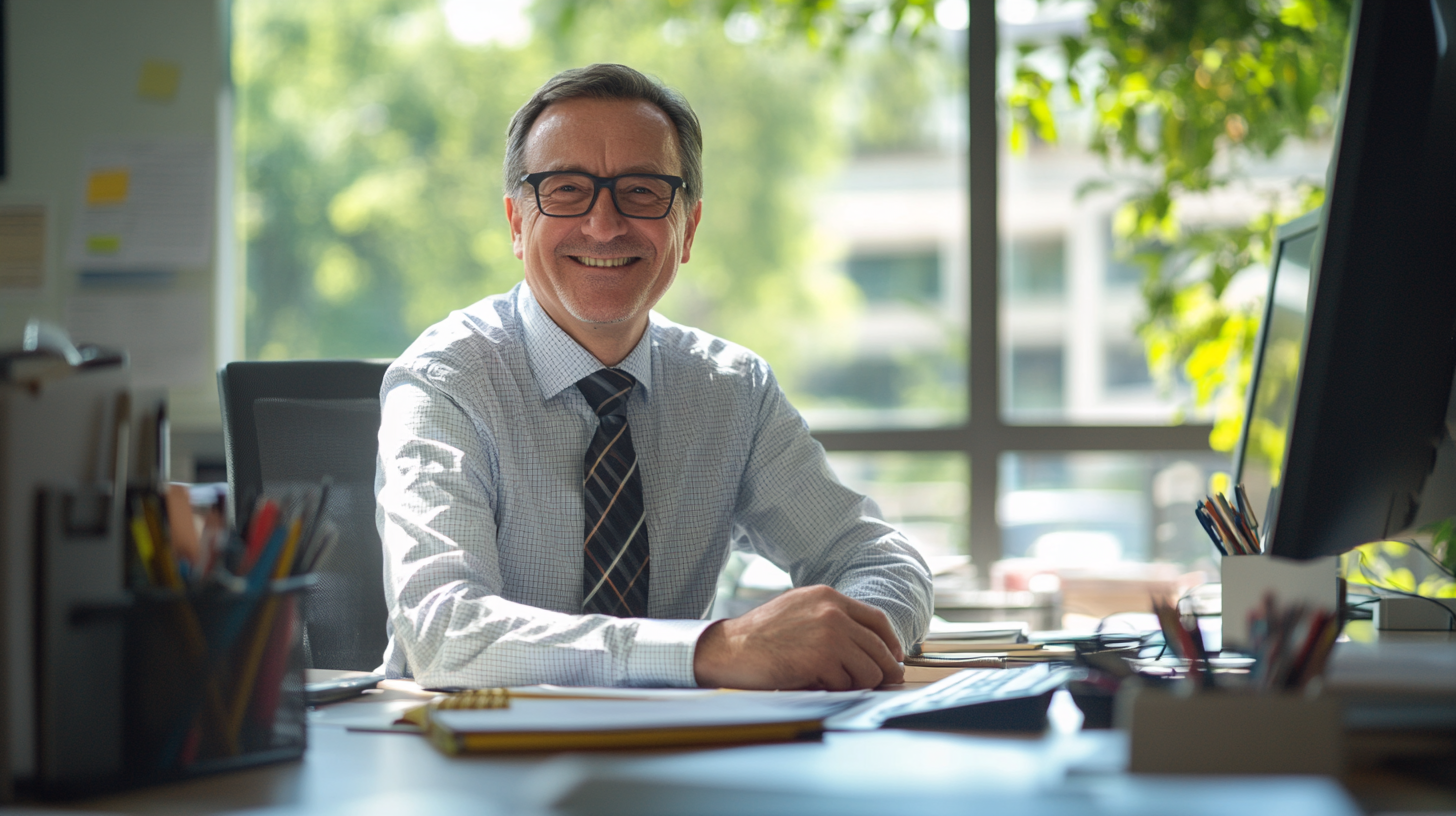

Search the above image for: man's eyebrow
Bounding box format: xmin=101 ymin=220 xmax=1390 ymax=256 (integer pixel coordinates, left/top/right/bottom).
xmin=537 ymin=164 xmax=678 ymax=177
xmin=616 ymin=165 xmax=676 ymax=176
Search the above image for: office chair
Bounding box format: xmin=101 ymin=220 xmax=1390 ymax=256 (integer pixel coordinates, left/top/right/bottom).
xmin=218 ymin=360 xmax=391 ymax=671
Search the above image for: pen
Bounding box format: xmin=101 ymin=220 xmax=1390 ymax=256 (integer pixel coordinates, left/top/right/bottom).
xmin=1153 ymin=597 xmax=1203 ymax=687
xmin=1214 ymin=493 xmax=1255 ymax=554
xmin=1285 ymin=608 xmax=1329 ymax=690
xmin=1235 ymin=483 xmax=1260 ymax=537
xmin=242 ymin=499 xmax=280 ymax=574
xmin=1194 ymin=504 xmax=1229 ymax=556
xmin=1186 ymin=616 xmax=1217 ymax=690
xmin=1297 ymin=615 xmax=1341 ymax=689
xmin=1228 ymin=504 xmax=1260 ymax=555
xmin=1204 ymin=498 xmax=1245 ymax=555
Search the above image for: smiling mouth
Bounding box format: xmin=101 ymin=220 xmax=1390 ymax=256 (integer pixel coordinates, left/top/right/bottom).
xmin=572 ymin=256 xmax=638 ymax=268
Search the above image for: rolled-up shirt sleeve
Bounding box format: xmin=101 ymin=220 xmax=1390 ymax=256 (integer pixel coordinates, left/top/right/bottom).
xmin=731 ymin=367 xmax=934 ymax=653
xmin=376 ymin=362 xmax=711 ymax=689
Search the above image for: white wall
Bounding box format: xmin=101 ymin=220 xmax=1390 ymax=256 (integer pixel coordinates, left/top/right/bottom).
xmin=1 ymin=0 xmax=226 ymax=436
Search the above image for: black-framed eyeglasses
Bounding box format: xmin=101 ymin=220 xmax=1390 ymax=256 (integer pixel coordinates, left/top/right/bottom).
xmin=521 ymin=171 xmax=687 ymax=220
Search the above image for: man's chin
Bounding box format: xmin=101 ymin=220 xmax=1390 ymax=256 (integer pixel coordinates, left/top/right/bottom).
xmin=559 ymin=297 xmax=642 ymax=327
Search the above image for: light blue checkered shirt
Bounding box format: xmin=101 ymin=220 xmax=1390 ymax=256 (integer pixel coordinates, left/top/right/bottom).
xmin=376 ymin=282 xmax=933 ymax=688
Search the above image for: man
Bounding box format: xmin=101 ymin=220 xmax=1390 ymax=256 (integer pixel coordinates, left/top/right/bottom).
xmin=376 ymin=63 xmax=932 ymax=691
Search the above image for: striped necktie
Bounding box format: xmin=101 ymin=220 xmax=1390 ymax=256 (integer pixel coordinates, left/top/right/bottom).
xmin=576 ymin=368 xmax=650 ymax=617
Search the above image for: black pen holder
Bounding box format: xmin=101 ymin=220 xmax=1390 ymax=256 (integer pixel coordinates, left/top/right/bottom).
xmin=123 ymin=576 xmax=311 ymax=782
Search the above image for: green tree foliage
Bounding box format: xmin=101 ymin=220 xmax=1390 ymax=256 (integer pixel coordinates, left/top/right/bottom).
xmin=538 ymin=0 xmax=948 ymax=55
xmin=1006 ymin=0 xmax=1351 ymax=443
xmin=548 ymin=0 xmax=1352 ymax=442
xmin=236 ymin=1 xmax=542 ymax=359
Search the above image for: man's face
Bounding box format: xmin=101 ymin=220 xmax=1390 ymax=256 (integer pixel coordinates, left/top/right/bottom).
xmin=506 ymin=97 xmax=701 ymax=337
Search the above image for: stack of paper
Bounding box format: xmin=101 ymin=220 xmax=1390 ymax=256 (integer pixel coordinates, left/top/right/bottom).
xmin=415 ymin=690 xmax=870 ymax=755
xmin=923 ymin=619 xmax=1029 ymax=642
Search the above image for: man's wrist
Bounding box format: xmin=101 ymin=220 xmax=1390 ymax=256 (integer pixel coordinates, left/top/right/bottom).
xmin=626 ymin=618 xmax=717 ymax=687
xmin=691 ymin=619 xmax=731 ymax=687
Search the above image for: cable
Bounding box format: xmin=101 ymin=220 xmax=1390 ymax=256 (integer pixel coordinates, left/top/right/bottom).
xmin=1392 ymin=538 xmax=1456 ymax=580
xmin=1353 ymin=553 xmax=1456 ymax=631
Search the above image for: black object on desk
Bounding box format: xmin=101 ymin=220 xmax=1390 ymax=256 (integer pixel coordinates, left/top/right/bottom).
xmin=305 ymin=673 xmax=385 ymax=705
xmin=826 ymin=664 xmax=1080 ymax=732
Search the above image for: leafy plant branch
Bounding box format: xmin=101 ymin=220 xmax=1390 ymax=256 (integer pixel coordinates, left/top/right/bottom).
xmin=1007 ymin=0 xmax=1351 ymax=440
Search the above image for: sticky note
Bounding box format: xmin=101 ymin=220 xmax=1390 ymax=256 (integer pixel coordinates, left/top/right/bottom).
xmin=86 ymin=170 xmax=130 ymax=205
xmin=137 ymin=60 xmax=182 ymax=102
xmin=86 ymin=235 xmax=123 ymax=255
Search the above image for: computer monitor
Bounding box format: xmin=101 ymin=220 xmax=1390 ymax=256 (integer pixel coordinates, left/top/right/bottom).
xmin=1237 ymin=0 xmax=1456 ymax=560
xmin=1231 ymin=210 xmax=1320 ymax=541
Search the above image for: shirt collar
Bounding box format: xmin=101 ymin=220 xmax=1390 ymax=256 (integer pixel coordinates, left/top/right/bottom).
xmin=518 ymin=282 xmax=654 ymax=402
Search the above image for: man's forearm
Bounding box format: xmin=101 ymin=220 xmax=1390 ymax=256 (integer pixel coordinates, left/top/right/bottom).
xmin=391 ymin=585 xmax=713 ymax=688
xmin=831 ymin=559 xmax=934 ymax=654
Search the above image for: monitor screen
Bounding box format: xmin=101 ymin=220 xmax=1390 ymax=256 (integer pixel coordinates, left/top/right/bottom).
xmin=1232 ymin=211 xmax=1319 ymax=539
xmin=1253 ymin=0 xmax=1456 ymax=559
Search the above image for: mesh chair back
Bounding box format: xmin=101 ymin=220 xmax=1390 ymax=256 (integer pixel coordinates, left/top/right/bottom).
xmin=219 ymin=360 xmax=390 ymax=671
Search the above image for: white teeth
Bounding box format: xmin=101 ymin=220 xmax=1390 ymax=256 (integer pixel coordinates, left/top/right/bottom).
xmin=574 ymin=256 xmax=633 ymax=268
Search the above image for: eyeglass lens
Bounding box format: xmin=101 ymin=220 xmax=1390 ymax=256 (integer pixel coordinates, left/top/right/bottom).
xmin=536 ymin=174 xmax=676 ymax=218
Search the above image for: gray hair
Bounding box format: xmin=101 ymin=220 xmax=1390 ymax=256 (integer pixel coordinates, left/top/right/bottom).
xmin=503 ymin=64 xmax=703 ymax=206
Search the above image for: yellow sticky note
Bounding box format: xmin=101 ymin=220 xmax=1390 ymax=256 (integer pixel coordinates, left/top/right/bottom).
xmin=138 ymin=60 xmax=182 ymax=102
xmin=87 ymin=170 xmax=130 ymax=205
xmin=86 ymin=234 xmax=122 ymax=255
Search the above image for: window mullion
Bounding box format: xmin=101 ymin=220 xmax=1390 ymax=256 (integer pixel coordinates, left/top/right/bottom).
xmin=967 ymin=0 xmax=1001 ymax=574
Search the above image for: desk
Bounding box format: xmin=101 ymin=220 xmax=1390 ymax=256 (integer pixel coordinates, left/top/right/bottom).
xmin=46 ymin=636 xmax=1456 ymax=815
xmin=70 ymin=717 xmax=1365 ymax=816
xmin=48 ymin=696 xmax=1446 ymax=815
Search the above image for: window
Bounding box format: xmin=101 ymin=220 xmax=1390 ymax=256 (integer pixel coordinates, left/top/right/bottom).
xmin=1104 ymin=345 xmax=1153 ymax=391
xmin=1002 ymin=236 xmax=1064 ymax=299
xmin=1007 ymin=347 xmax=1063 ymax=414
xmin=845 ymin=250 xmax=941 ymax=304
xmin=237 ymin=1 xmax=1332 ymax=598
xmin=236 ymin=0 xmax=973 ymax=561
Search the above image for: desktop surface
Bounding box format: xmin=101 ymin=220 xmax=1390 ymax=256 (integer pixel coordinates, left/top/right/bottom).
xmin=52 ymin=641 xmax=1456 ymax=816
xmin=72 ymin=717 xmax=1371 ymax=816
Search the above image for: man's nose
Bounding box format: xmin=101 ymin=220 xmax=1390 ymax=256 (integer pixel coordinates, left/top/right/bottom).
xmin=579 ymin=187 xmax=630 ymax=242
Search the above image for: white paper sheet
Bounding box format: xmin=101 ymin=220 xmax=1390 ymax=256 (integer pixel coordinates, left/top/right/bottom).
xmin=65 ymin=291 xmax=210 ymax=388
xmin=434 ymin=692 xmax=868 ymax=733
xmin=66 ymin=137 xmax=215 ymax=271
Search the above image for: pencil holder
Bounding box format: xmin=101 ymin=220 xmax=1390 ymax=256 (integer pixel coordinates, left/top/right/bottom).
xmin=1116 ymin=682 xmax=1343 ymax=775
xmin=1220 ymin=555 xmax=1339 ymax=649
xmin=123 ymin=576 xmax=311 ymax=782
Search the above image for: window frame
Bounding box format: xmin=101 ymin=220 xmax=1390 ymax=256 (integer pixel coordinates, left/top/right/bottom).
xmin=810 ymin=3 xmax=1213 ymax=570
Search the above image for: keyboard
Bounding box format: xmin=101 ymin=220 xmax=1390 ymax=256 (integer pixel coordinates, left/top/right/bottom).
xmin=824 ymin=664 xmax=1081 ymax=732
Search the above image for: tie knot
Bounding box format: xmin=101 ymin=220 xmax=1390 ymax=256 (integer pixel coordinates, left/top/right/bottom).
xmin=576 ymin=369 xmax=636 ymax=417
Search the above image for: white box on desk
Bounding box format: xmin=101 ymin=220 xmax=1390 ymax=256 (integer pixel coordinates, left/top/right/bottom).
xmin=1118 ymin=683 xmax=1343 ymax=775
xmin=1221 ymin=554 xmax=1339 ymax=650
xmin=1374 ymin=596 xmax=1456 ymax=631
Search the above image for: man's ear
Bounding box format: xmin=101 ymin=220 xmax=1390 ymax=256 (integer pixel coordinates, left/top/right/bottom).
xmin=680 ymin=200 xmax=703 ymax=263
xmin=505 ymin=195 xmax=525 ymax=260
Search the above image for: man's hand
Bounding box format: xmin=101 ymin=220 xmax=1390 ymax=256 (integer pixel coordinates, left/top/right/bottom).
xmin=693 ymin=585 xmax=905 ymax=690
